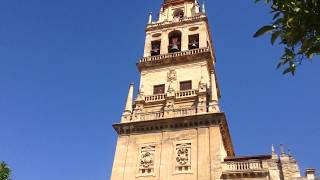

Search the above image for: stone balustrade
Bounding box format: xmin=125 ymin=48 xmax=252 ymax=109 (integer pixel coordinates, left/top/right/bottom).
xmin=143 ymin=89 xmax=198 ymax=103
xmin=145 ymin=94 xmax=166 ymax=103
xmin=139 ymin=47 xmax=210 ymax=63
xmin=221 ymin=158 xmax=270 ymax=179
xmin=223 ymin=160 xmax=264 ymax=172
xmin=175 ymin=89 xmax=198 ymax=99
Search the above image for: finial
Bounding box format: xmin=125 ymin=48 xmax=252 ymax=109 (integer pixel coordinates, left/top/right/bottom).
xmin=272 ymin=144 xmax=275 ymax=155
xmin=271 ymin=144 xmax=279 ymax=159
xmin=148 ymin=11 xmax=153 ymax=24
xmin=124 ymin=83 xmax=134 ymax=113
xmin=202 ymin=1 xmax=206 ymax=13
xmin=280 ymin=144 xmax=285 ymax=155
xmin=288 ymin=149 xmax=292 ymax=157
xmin=139 ymin=85 xmax=144 ymax=94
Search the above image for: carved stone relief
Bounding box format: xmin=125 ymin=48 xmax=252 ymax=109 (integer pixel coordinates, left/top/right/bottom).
xmin=175 ymin=142 xmax=192 ymax=172
xmin=138 ymin=145 xmax=155 ymax=176
xmin=167 ymin=69 xmax=177 ymax=97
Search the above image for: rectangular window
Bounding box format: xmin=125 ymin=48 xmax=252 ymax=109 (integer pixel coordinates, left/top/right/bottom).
xmin=180 ymin=81 xmax=192 ymax=91
xmin=188 ymin=34 xmax=199 ymax=50
xmin=153 ymin=84 xmax=165 ymax=94
xmin=151 ymin=40 xmax=161 ymax=56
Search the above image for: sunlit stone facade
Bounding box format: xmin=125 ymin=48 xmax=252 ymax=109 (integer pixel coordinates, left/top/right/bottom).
xmin=110 ymin=0 xmax=317 ymax=179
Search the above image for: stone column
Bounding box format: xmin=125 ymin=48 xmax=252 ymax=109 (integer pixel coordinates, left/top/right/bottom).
xmin=144 ymin=33 xmax=152 ymax=57
xmin=181 ymin=28 xmax=189 ymax=51
xmin=199 ymin=24 xmax=208 ymax=48
xmin=122 ymin=83 xmax=134 ymax=122
xmin=197 ymin=79 xmax=207 ymax=114
xmin=160 ymin=30 xmax=169 ymax=54
xmin=209 ymin=71 xmax=220 ymax=113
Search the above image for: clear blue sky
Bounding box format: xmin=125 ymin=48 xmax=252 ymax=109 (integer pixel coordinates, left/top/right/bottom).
xmin=0 ymin=0 xmax=319 ymax=179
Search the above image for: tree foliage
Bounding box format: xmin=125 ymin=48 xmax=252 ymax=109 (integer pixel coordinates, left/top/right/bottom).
xmin=0 ymin=162 xmax=11 ymax=180
xmin=254 ymin=0 xmax=320 ymax=75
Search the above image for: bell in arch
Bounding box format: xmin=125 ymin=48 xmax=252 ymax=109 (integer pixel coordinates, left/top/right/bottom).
xmin=170 ymin=37 xmax=180 ymax=52
xmin=191 ymin=41 xmax=198 ymax=48
xmin=171 ymin=44 xmax=179 ymax=52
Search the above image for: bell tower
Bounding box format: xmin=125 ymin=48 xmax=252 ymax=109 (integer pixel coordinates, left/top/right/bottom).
xmin=111 ymin=0 xmax=235 ymax=179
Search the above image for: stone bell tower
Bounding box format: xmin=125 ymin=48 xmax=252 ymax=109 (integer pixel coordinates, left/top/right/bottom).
xmin=111 ymin=0 xmax=235 ymax=179
xmin=110 ymin=1 xmax=318 ymax=180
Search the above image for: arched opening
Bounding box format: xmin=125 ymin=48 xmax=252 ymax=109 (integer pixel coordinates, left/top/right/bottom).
xmin=168 ymin=30 xmax=182 ymax=53
xmin=188 ymin=34 xmax=199 ymax=50
xmin=151 ymin=40 xmax=161 ymax=56
xmin=173 ymin=9 xmax=184 ymax=21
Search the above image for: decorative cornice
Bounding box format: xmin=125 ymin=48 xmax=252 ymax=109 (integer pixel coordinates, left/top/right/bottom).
xmin=162 ymin=0 xmax=194 ymax=8
xmin=225 ymin=155 xmax=272 ymax=162
xmin=146 ymin=14 xmax=207 ymax=32
xmin=113 ymin=112 xmax=235 ymax=157
xmin=137 ymin=47 xmax=212 ymax=72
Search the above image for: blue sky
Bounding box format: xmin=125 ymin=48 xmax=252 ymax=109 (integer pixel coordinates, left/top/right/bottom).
xmin=0 ymin=0 xmax=319 ymax=179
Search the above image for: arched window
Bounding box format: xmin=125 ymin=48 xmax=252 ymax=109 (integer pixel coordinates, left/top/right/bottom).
xmin=168 ymin=30 xmax=182 ymax=53
xmin=173 ymin=9 xmax=184 ymax=21
xmin=188 ymin=34 xmax=199 ymax=50
xmin=151 ymin=40 xmax=161 ymax=56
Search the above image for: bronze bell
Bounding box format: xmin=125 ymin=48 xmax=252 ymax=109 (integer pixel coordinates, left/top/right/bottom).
xmin=152 ymin=48 xmax=159 ymax=53
xmin=171 ymin=44 xmax=179 ymax=52
xmin=191 ymin=40 xmax=198 ymax=48
xmin=151 ymin=48 xmax=160 ymax=56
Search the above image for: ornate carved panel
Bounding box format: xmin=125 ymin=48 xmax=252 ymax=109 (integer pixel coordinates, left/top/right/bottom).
xmin=167 ymin=69 xmax=177 ymax=82
xmin=175 ymin=142 xmax=191 ymax=173
xmin=138 ymin=145 xmax=156 ymax=176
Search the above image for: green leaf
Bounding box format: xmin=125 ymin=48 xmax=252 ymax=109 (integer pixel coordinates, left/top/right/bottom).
xmin=273 ymin=12 xmax=281 ymax=20
xmin=276 ymin=62 xmax=283 ymax=69
xmin=300 ymin=39 xmax=311 ymax=53
xmin=283 ymin=67 xmax=292 ymax=75
xmin=283 ymin=66 xmax=296 ymax=75
xmin=253 ymin=25 xmax=275 ymax=38
xmin=271 ymin=31 xmax=281 ymax=45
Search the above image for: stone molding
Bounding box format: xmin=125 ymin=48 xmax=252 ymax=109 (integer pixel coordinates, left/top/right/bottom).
xmin=146 ymin=14 xmax=207 ymax=31
xmin=113 ymin=112 xmax=235 ymax=157
xmin=162 ymin=0 xmax=194 ymax=8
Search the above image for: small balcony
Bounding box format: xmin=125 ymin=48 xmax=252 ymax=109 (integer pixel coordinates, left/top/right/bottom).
xmin=145 ymin=94 xmax=166 ymax=103
xmin=222 ymin=155 xmax=271 ymax=179
xmin=143 ymin=89 xmax=198 ymax=104
xmin=175 ymin=89 xmax=197 ymax=99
